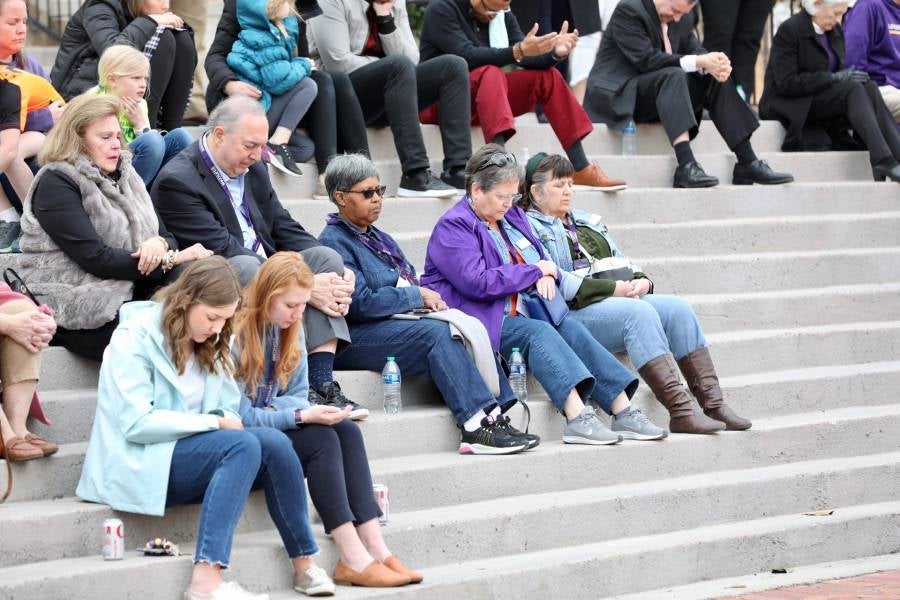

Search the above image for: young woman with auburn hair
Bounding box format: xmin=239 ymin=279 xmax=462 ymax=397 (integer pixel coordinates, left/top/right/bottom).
xmin=77 ymin=256 xmax=329 ymax=600
xmin=234 ymin=251 xmax=420 ymax=589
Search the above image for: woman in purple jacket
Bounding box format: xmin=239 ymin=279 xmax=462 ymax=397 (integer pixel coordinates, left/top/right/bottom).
xmin=422 ymin=144 xmax=667 ymax=446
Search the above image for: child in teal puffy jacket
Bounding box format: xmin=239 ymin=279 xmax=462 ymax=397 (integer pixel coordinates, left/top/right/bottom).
xmin=227 ymin=0 xmax=316 ymax=177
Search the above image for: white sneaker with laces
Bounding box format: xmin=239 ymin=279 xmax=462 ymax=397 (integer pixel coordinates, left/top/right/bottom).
xmin=294 ymin=565 xmax=336 ymax=596
xmin=183 ymin=580 xmax=269 ymax=600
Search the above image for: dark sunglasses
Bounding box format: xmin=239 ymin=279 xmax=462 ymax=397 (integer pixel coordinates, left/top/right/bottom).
xmin=475 ymin=152 xmax=517 ymax=173
xmin=341 ymin=185 xmax=387 ymax=199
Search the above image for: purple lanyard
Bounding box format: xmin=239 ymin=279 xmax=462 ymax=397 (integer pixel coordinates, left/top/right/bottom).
xmin=199 ymin=142 xmax=262 ymax=252
xmin=255 ymin=328 xmax=280 ymax=408
xmin=562 ymin=217 xmax=591 ymax=271
xmin=329 ymin=216 xmax=419 ymax=285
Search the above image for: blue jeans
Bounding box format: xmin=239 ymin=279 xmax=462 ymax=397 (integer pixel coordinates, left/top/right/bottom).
xmin=334 ymin=318 xmax=516 ymax=424
xmin=166 ymin=427 xmax=318 ymax=567
xmin=571 ymin=294 xmax=707 ymax=370
xmin=499 ymin=316 xmax=639 ymax=414
xmin=129 ymin=127 xmax=194 ymax=186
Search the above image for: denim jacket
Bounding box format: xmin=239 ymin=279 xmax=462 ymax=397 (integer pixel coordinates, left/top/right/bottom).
xmin=526 ymin=208 xmax=640 ymax=274
xmin=318 ymin=215 xmax=424 ymax=323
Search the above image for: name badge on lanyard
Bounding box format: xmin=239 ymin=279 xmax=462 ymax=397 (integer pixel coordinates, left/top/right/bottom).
xmin=573 ymin=257 xmax=591 ymax=272
xmin=514 ymin=236 xmax=532 ymax=252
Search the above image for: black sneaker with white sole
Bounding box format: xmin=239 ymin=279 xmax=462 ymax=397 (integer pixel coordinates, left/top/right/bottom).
xmin=495 ymin=414 xmax=540 ymax=449
xmin=267 ymin=143 xmax=303 ymax=177
xmin=459 ymin=415 xmax=530 ymax=455
xmin=313 ymin=381 xmax=370 ymax=421
xmin=440 ymin=168 xmax=466 ymax=194
xmin=397 ymin=169 xmax=457 ymax=198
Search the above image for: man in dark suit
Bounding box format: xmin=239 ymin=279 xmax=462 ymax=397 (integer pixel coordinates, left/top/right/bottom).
xmin=151 ymin=96 xmax=369 ymax=419
xmin=584 ymin=0 xmax=794 ymax=188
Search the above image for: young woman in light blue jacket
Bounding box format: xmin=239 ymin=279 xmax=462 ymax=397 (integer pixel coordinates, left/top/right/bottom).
xmin=76 ymin=257 xmax=329 ymax=600
xmin=522 ymin=153 xmax=751 ymax=435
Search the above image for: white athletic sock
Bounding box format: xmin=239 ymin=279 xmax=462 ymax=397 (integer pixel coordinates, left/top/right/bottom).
xmin=0 ymin=207 xmax=20 ymax=222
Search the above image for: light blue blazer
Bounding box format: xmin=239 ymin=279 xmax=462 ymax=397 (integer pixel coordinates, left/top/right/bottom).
xmin=76 ymin=301 xmax=242 ymax=516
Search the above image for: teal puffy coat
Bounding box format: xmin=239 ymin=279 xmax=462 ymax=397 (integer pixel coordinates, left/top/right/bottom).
xmin=226 ymin=0 xmax=312 ymax=111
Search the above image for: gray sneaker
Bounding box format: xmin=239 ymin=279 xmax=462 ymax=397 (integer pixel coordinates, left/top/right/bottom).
xmin=294 ymin=565 xmax=335 ymax=596
xmin=611 ymin=405 xmax=668 ymax=441
xmin=563 ymin=405 xmax=622 ymax=445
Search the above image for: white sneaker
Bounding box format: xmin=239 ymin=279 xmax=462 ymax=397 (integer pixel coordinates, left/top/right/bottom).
xmin=184 ymin=581 xmax=269 ymax=600
xmin=294 ymin=565 xmax=336 ymax=596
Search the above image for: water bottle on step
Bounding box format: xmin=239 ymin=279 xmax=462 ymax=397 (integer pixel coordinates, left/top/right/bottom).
xmin=508 ymin=348 xmax=528 ymax=404
xmin=622 ymin=120 xmax=637 ymax=156
xmin=382 ymin=357 xmax=402 ymax=415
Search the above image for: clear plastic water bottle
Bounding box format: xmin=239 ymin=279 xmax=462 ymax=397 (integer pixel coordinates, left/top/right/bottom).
xmin=622 ymin=120 xmax=637 ymax=156
xmin=508 ymin=348 xmax=528 ymax=404
xmin=382 ymin=356 xmax=402 ymax=415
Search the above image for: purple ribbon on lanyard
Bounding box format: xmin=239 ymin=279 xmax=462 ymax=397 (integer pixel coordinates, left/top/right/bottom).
xmin=562 ymin=217 xmax=590 ymax=271
xmin=328 ymin=215 xmax=419 ymax=285
xmin=255 ymin=327 xmax=280 ymax=408
xmin=199 ymin=141 xmax=262 ymax=253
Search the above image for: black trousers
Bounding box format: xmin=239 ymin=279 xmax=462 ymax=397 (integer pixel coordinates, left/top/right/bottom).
xmin=303 ymin=70 xmax=370 ymax=172
xmin=632 ymin=67 xmax=759 ymax=150
xmin=348 ymin=54 xmax=471 ymax=174
xmin=284 ymin=420 xmax=381 ymax=533
xmin=147 ymin=29 xmax=197 ymax=130
xmin=699 ymin=0 xmax=771 ymax=100
xmin=808 ymin=80 xmax=900 ymax=165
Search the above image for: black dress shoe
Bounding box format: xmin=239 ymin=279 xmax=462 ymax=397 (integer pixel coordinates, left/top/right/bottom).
xmin=673 ymin=161 xmax=719 ymax=188
xmin=732 ymin=159 xmax=794 ymax=185
xmin=873 ymin=162 xmax=900 ymax=182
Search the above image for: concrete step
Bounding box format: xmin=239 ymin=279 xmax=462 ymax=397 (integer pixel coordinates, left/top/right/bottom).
xmin=4 ymin=449 xmax=897 ymax=577
xmin=614 ymin=553 xmax=900 ymax=599
xmin=282 ymin=181 xmax=900 ymax=228
xmin=7 ymin=399 xmax=900 ymax=507
xmin=685 ymin=283 xmax=900 ymax=334
xmin=5 ymin=496 xmax=899 ymax=599
xmin=264 ymin=501 xmax=900 ymax=600
xmin=265 ymin=150 xmax=876 ymax=198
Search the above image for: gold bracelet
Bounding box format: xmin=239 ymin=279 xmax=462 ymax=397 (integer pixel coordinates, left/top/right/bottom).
xmin=513 ymin=42 xmax=524 ymax=63
xmin=161 ymin=249 xmax=178 ymax=273
xmin=156 ymin=236 xmax=169 ymax=251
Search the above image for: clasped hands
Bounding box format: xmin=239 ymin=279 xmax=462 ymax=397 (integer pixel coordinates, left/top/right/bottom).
xmin=697 ymin=52 xmax=732 ymax=83
xmin=310 ymin=270 xmax=355 ymax=317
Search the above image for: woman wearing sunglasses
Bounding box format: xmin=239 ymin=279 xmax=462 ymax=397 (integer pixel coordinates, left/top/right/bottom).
xmin=317 ymin=153 xmax=534 ymax=455
xmin=421 ymin=144 xmax=667 ymax=445
xmin=522 ymin=152 xmax=750 ymax=434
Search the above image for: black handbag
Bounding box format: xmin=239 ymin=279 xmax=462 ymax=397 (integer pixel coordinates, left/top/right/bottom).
xmin=3 ymin=267 xmax=39 ymax=304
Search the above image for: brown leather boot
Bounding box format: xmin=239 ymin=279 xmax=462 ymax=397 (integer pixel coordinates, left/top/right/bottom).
xmin=677 ymin=347 xmax=752 ymax=430
xmin=638 ymin=354 xmax=725 ymax=434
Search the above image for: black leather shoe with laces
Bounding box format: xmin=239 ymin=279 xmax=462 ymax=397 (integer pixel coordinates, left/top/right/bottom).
xmin=313 ymin=381 xmax=370 ymax=421
xmin=732 ymin=159 xmax=794 ymax=185
xmin=673 ymin=161 xmax=719 ymax=188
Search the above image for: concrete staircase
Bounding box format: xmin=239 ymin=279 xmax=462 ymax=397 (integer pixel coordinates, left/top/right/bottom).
xmin=1 ymin=119 xmax=899 ymax=599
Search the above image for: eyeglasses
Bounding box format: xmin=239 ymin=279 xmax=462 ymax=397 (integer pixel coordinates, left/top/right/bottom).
xmin=475 ymin=152 xmax=517 ymax=173
xmin=341 ymin=185 xmax=387 ymax=200
xmin=495 ymin=193 xmax=522 ymax=203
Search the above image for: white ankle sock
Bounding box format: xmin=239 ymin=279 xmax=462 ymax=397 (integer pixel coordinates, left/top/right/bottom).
xmin=0 ymin=207 xmax=20 ymax=222
xmin=462 ymin=405 xmax=500 ymax=432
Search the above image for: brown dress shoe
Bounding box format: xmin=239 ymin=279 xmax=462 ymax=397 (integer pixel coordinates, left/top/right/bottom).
xmin=572 ymin=163 xmax=627 ymax=192
xmin=382 ymin=555 xmax=423 ymax=584
xmin=333 ymin=560 xmax=410 ymax=587
xmin=0 ymin=436 xmax=44 ymax=462
xmin=24 ymin=434 xmax=59 ymax=457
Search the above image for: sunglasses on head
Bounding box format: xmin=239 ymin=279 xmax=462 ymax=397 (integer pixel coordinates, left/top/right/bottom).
xmin=475 ymin=152 xmax=517 ymax=173
xmin=341 ymin=185 xmax=387 ymax=199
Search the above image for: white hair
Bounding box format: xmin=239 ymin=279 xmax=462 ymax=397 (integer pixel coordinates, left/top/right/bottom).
xmin=802 ymin=0 xmax=848 ymax=15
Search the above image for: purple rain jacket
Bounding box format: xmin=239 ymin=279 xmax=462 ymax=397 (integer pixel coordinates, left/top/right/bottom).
xmin=421 ymin=197 xmax=548 ymax=349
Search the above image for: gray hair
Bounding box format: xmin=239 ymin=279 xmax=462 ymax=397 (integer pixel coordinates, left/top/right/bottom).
xmin=465 ymin=144 xmax=522 ymax=196
xmin=801 ymin=0 xmax=847 ymax=15
xmin=207 ymin=96 xmax=266 ymax=133
xmin=324 ymin=153 xmax=380 ymax=205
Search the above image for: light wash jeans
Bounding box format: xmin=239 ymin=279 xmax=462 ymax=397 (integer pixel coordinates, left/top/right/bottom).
xmin=570 ymin=294 xmax=707 ymax=370
xmin=129 ymin=127 xmax=194 ymax=186
xmin=166 ymin=427 xmax=318 ymax=566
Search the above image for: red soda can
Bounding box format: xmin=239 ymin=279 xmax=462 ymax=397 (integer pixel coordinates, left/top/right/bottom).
xmin=102 ymin=518 xmax=125 ymax=560
xmin=373 ymin=483 xmax=389 ymax=525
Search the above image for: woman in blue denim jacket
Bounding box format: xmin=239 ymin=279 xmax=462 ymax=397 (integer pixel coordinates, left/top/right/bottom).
xmin=522 ymin=153 xmax=751 ymax=434
xmin=317 ymin=154 xmax=537 ymax=456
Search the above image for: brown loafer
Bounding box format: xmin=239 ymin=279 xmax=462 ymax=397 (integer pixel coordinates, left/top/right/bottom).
xmin=333 ymin=560 xmax=410 ymax=587
xmin=0 ymin=436 xmax=44 ymax=462
xmin=24 ymin=434 xmax=59 ymax=457
xmin=382 ymin=555 xmax=423 ymax=584
xmin=572 ymin=163 xmax=627 ymax=192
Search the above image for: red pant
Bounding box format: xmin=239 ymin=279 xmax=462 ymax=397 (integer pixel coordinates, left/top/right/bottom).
xmin=420 ymin=65 xmax=593 ymax=149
